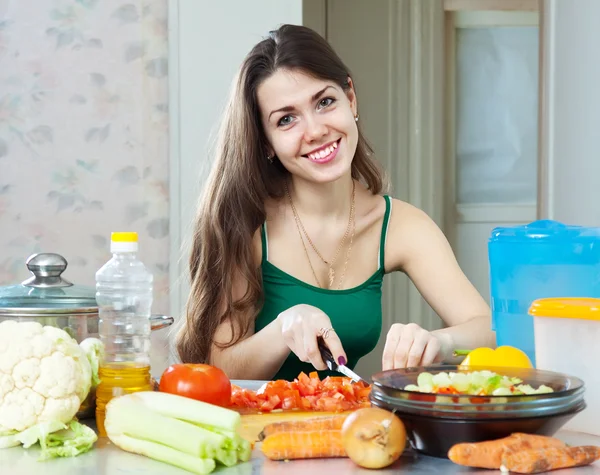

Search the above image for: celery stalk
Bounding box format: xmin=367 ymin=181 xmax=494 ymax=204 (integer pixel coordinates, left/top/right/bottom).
xmin=133 ymin=391 xmax=241 ymax=431
xmin=105 ymin=392 xmax=250 ymax=473
xmin=234 ymin=433 xmax=252 ymax=462
xmin=105 ymin=397 xmax=225 ymax=458
xmin=109 ymin=433 xmax=216 ymax=475
xmin=196 ymin=426 xmax=252 ymax=463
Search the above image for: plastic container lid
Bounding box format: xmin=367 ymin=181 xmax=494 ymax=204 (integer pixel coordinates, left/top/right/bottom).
xmin=110 ymin=231 xmax=139 ymax=253
xmin=529 ymin=298 xmax=600 ymax=321
xmin=489 ymin=220 xmax=600 ymax=243
xmin=0 ymin=253 xmax=97 ymax=314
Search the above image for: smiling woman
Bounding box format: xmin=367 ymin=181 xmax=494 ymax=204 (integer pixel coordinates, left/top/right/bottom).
xmin=258 ymin=72 xmax=358 ymax=184
xmin=175 ymin=24 xmax=494 ymax=382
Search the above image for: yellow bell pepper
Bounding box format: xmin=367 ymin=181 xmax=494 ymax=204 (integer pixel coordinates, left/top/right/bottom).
xmin=458 ymin=346 xmax=533 ymax=369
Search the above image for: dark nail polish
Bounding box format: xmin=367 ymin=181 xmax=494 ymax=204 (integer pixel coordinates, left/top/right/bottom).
xmin=338 ymin=356 xmax=347 ymax=366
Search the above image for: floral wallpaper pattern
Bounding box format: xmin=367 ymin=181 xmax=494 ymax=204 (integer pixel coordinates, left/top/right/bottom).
xmin=0 ymin=0 xmax=170 ymax=374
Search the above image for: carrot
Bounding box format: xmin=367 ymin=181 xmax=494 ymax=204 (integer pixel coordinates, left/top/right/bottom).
xmin=258 ymin=414 xmax=348 ymax=441
xmin=501 ymin=445 xmax=600 ymax=474
xmin=260 ymin=429 xmax=346 ymax=460
xmin=507 ymin=433 xmax=568 ymax=452
xmin=448 ymin=433 xmax=566 ymax=469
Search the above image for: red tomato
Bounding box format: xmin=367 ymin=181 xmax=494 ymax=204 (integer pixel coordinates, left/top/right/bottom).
xmin=159 ymin=364 xmax=231 ymax=407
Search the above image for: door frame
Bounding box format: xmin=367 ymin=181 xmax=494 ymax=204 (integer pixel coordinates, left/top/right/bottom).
xmin=443 ymin=1 xmax=541 ymax=252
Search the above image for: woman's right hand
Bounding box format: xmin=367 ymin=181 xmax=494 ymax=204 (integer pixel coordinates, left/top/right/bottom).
xmin=277 ymin=304 xmax=347 ymax=371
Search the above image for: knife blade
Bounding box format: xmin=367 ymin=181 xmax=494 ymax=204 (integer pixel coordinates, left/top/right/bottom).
xmin=317 ymin=337 xmax=369 ymax=384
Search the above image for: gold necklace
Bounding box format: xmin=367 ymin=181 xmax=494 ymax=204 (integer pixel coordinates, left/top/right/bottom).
xmin=336 ymin=200 xmax=356 ymax=289
xmin=286 ymin=181 xmax=356 ymax=288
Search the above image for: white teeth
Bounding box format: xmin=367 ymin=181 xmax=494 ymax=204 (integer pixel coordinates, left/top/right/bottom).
xmin=307 ymin=141 xmax=338 ymax=160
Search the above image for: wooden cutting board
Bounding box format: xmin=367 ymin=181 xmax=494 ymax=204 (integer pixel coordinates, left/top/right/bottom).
xmin=238 ymin=410 xmax=353 ymax=443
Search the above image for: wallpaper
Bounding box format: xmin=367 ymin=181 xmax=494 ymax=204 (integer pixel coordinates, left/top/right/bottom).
xmin=0 ymin=0 xmax=171 ymax=374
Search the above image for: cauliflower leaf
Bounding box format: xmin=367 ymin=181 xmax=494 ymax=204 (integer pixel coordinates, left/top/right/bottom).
xmin=0 ymin=420 xmax=97 ymax=460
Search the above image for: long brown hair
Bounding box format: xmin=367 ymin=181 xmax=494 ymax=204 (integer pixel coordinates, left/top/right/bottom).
xmin=176 ymin=24 xmax=385 ymax=364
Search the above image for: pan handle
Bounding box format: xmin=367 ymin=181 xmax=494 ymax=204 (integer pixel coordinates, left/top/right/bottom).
xmin=150 ymin=314 xmax=174 ymax=331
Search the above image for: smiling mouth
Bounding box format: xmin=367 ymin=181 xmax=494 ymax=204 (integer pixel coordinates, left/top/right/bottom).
xmin=302 ymin=139 xmax=341 ymax=161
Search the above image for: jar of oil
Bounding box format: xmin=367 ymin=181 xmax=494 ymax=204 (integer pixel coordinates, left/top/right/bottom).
xmin=95 ymin=232 xmax=154 ymax=437
xmin=95 ymin=364 xmax=153 ymax=436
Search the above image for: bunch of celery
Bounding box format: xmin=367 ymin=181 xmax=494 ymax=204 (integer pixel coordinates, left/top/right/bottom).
xmin=105 ymin=391 xmax=251 ymax=475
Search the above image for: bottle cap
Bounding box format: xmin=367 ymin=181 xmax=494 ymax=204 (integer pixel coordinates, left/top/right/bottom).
xmin=110 ymin=232 xmax=139 ymax=253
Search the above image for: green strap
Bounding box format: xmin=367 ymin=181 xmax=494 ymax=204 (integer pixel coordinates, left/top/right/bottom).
xmin=260 ymin=222 xmax=268 ymax=263
xmin=379 ymin=196 xmax=392 ymax=270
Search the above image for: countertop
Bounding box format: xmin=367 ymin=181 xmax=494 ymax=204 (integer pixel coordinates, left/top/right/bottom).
xmin=2 ymin=379 xmax=600 ymax=474
xmin=2 ymin=430 xmax=600 ymax=475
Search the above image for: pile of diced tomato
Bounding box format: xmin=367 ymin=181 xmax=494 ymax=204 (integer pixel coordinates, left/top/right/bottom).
xmin=229 ymin=371 xmax=372 ymax=413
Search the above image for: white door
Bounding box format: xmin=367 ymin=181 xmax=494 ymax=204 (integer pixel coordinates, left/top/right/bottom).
xmin=445 ymin=10 xmax=540 ymax=303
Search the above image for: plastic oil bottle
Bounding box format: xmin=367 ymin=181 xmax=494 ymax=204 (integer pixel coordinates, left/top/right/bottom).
xmin=95 ymin=232 xmax=154 ymax=436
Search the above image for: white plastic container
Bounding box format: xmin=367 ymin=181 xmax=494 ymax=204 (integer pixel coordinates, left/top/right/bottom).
xmin=530 ymin=297 xmax=600 ymax=436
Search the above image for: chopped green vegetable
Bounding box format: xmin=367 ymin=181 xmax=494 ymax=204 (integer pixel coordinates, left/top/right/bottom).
xmin=105 ymin=391 xmax=251 ymax=475
xmin=404 ymin=370 xmax=555 ymax=396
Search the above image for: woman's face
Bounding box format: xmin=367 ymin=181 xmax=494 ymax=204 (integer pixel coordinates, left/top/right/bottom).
xmin=257 ymin=68 xmax=358 ymax=184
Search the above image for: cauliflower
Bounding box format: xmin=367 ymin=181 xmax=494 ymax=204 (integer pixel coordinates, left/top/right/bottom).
xmin=0 ymin=321 xmax=100 ymax=459
xmin=79 ymin=337 xmax=104 ymax=388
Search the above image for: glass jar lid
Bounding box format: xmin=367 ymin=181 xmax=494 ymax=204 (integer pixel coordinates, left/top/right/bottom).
xmin=0 ymin=253 xmax=97 ymax=314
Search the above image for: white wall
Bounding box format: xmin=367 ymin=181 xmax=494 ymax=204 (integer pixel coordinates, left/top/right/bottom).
xmin=169 ymin=0 xmax=303 ymax=349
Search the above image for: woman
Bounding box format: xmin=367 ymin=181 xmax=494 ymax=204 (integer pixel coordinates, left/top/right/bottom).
xmin=176 ymin=24 xmax=495 ymax=381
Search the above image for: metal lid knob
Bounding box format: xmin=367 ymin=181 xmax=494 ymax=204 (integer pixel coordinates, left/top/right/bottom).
xmin=22 ymin=253 xmax=73 ymax=288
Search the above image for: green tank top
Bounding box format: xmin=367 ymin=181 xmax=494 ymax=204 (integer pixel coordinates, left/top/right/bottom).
xmin=254 ymin=195 xmax=392 ymax=381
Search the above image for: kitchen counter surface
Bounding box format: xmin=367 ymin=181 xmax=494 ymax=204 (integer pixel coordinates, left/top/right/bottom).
xmin=1 ymin=429 xmax=600 ymax=474
xmin=2 ymin=379 xmax=600 ymax=474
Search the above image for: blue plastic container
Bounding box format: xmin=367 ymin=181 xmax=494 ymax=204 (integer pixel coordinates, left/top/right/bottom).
xmin=488 ymin=220 xmax=600 ymax=366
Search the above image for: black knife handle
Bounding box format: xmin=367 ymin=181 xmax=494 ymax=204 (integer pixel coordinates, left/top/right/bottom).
xmin=317 ymin=336 xmax=337 ymax=370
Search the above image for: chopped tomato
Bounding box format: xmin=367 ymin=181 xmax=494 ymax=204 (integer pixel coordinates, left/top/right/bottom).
xmin=228 ymin=371 xmax=372 ymax=413
xmin=437 ymin=387 xmax=460 ymax=395
xmin=408 ymin=392 xmax=436 ymax=403
xmin=470 ymin=396 xmax=491 ymax=404
xmin=259 ymin=395 xmax=281 ymax=411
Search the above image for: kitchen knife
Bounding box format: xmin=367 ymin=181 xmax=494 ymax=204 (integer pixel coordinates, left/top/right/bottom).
xmin=317 ymin=337 xmax=369 ymax=384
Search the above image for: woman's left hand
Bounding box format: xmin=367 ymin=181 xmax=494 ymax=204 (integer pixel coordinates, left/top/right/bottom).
xmin=382 ymin=323 xmax=450 ymax=370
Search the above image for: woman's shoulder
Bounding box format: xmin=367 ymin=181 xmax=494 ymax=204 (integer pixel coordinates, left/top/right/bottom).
xmin=359 ymin=191 xmax=419 ymax=225
xmin=384 ymin=197 xmax=446 ymax=272
xmin=387 ymin=197 xmax=432 ymax=223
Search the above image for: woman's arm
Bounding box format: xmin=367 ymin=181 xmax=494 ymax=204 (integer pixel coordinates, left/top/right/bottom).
xmin=385 ymin=199 xmax=496 ymax=353
xmin=205 ymin=229 xmax=292 ymax=380
xmin=209 ymin=316 xmax=290 ymax=380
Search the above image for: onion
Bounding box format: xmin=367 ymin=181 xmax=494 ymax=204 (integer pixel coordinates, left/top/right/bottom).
xmin=341 ymin=407 xmax=406 ymax=469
